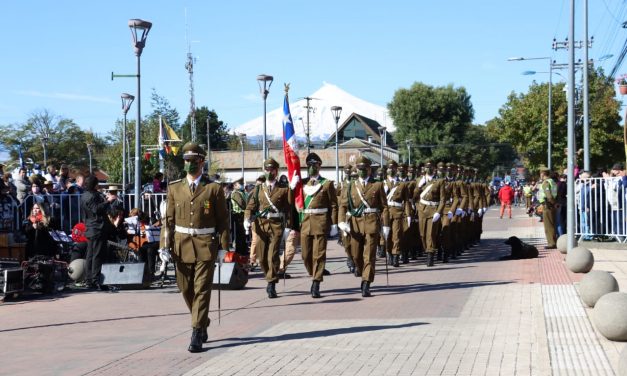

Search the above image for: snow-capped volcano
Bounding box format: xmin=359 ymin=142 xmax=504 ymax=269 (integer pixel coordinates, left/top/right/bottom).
xmin=232 ymin=82 xmax=395 ymax=141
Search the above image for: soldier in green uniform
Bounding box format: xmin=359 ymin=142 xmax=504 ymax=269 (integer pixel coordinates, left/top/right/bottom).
xmin=538 ymin=168 xmax=557 ymax=248
xmin=244 ymin=158 xmax=293 ymax=298
xmin=338 ymin=156 xmax=389 ymax=297
xmin=383 ymin=160 xmax=411 ymax=267
xmin=451 ymin=164 xmax=467 ymax=257
xmin=440 ymin=162 xmax=459 ymax=262
xmin=403 ymin=163 xmax=419 ymax=261
xmin=337 ymin=163 xmax=355 ymax=273
xmin=160 ymin=142 xmax=230 ymax=353
xmin=230 ymin=177 xmax=248 ymax=255
xmin=300 ymin=153 xmax=338 ymax=298
xmin=415 ymin=161 xmax=445 ymax=267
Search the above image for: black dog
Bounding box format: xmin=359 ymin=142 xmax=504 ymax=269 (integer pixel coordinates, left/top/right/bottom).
xmin=502 ymin=236 xmax=539 ymax=260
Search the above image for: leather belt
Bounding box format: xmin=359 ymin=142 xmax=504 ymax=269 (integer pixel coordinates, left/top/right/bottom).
xmin=303 ymin=208 xmax=328 ymax=214
xmin=387 ymin=201 xmax=403 ymax=207
xmin=363 ymin=208 xmax=379 ymax=214
xmin=262 ymin=212 xmax=284 ymax=219
xmin=175 ymin=225 xmax=215 ymax=236
xmin=420 ymin=199 xmax=439 ymax=207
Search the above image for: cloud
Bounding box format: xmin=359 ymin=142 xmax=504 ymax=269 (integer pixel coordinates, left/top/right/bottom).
xmin=15 ymin=90 xmax=116 ymax=104
xmin=241 ymin=93 xmax=260 ymax=103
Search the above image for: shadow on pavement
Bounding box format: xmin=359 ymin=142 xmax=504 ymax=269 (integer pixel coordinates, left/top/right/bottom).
xmin=206 ymin=321 xmax=428 ymax=351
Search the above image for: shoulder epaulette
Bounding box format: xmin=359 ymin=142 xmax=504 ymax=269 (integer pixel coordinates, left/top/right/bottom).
xmin=169 ymin=179 xmax=183 ymax=185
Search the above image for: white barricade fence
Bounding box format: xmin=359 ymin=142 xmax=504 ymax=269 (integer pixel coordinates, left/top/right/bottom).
xmin=575 ymin=176 xmax=627 ymax=243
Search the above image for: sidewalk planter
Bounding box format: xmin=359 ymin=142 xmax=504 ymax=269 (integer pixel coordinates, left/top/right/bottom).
xmin=579 ymin=270 xmax=619 ymax=307
xmin=566 ymin=246 xmax=594 ymax=273
xmin=556 ymin=234 xmax=577 ymax=254
xmin=593 ymin=292 xmax=627 ymax=341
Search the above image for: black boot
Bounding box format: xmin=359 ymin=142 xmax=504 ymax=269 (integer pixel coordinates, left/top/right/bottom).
xmin=346 ymin=257 xmax=355 ymax=273
xmin=393 ymin=254 xmax=400 ymax=267
xmin=354 ymin=268 xmax=362 ymax=277
xmin=188 ymin=328 xmax=203 ymax=353
xmin=267 ymin=282 xmax=277 ymax=298
xmin=376 ymin=246 xmax=385 ymax=258
xmin=361 ymin=281 xmax=372 ymax=297
xmin=450 ymin=249 xmax=458 ymax=260
xmin=436 ymin=249 xmax=443 ymax=261
xmin=387 ymin=253 xmax=394 ymax=266
xmin=410 ymin=248 xmax=418 ymax=260
xmin=311 ymin=280 xmax=321 ymax=298
xmin=201 ymin=327 xmax=208 ymax=343
xmin=402 ymin=250 xmax=409 ymax=264
xmin=427 ymin=252 xmax=435 ymax=267
xmin=443 ymin=250 xmax=449 ymax=263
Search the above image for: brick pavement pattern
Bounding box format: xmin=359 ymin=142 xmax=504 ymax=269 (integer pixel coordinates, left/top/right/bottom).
xmin=0 ymin=207 xmax=621 ymax=375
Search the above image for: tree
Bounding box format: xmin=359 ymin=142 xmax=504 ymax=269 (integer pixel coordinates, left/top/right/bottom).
xmin=486 ymin=67 xmax=622 ymax=173
xmin=181 ymin=106 xmax=231 ymax=151
xmin=0 ymin=109 xmax=105 ymax=171
xmin=388 ymin=82 xmax=474 ymax=163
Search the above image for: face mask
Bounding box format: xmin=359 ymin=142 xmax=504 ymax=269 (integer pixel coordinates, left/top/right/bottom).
xmin=387 ymin=168 xmax=397 ymax=177
xmin=265 ymin=171 xmax=276 ymax=181
xmin=183 ymin=161 xmax=200 ymax=175
xmin=308 ymin=165 xmax=319 ymax=176
xmin=399 ymin=171 xmax=407 ymax=179
xmin=358 ymin=169 xmax=368 ymax=179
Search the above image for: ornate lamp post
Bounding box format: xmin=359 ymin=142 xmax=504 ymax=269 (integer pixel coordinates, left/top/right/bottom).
xmin=121 ymin=93 xmax=134 ymax=191
xmin=257 ymin=74 xmax=273 ymax=161
xmin=378 ymin=126 xmax=387 ymax=169
xmin=86 ymin=141 xmax=94 ymax=173
xmin=128 ymin=18 xmax=152 ymax=208
xmin=331 ymin=106 xmax=342 ymax=183
xmin=238 ymin=133 xmax=246 ymax=180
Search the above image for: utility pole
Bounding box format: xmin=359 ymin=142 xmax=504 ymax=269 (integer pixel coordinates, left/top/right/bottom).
xmin=185 ymin=10 xmax=197 ymax=143
xmin=302 ymin=97 xmax=318 ymax=154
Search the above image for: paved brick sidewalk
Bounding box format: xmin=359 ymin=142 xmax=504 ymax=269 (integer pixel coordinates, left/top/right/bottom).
xmin=0 ymin=206 xmax=621 ymax=375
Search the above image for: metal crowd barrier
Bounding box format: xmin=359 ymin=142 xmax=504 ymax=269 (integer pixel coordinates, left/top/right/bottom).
xmin=12 ymin=192 xmax=168 ymax=235
xmin=575 ymin=176 xmax=627 ymax=243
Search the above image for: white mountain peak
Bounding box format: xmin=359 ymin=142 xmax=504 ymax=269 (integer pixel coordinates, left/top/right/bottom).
xmin=232 ymin=82 xmax=394 ymax=141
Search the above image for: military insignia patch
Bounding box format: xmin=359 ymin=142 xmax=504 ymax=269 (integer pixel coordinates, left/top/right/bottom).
xmin=203 ymin=200 xmax=211 ymax=214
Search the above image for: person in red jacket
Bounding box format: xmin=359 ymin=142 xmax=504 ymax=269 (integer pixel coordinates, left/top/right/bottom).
xmin=498 ymin=182 xmax=515 ymax=219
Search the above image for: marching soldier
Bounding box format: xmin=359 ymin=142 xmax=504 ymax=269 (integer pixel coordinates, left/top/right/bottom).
xmin=538 ymin=167 xmax=557 ymax=248
xmin=160 ymin=142 xmax=230 ymax=352
xmin=338 ymin=156 xmax=389 ymax=297
xmin=383 ymin=160 xmax=411 ymax=267
xmin=230 ymin=177 xmax=248 ymax=256
xmin=244 ymin=158 xmax=293 ymax=298
xmin=337 ymin=163 xmax=355 ymax=273
xmin=415 ymin=161 xmax=445 ymax=267
xmin=300 ymin=153 xmax=338 ymax=298
xmin=403 ymin=163 xmax=420 ymax=261
xmin=452 ymin=165 xmax=468 ymax=257
xmin=440 ymin=162 xmax=459 ymax=262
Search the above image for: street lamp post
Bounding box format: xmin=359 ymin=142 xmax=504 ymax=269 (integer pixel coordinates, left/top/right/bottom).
xmin=238 ymin=133 xmax=246 ymax=180
xmin=257 ymin=74 xmax=273 ymax=161
xmin=86 ymin=142 xmax=94 ymax=173
xmin=128 ymin=18 xmax=152 ymax=208
xmin=121 ymin=93 xmax=134 ymax=191
xmin=378 ymin=126 xmax=387 ymax=169
xmin=41 ymin=134 xmax=49 ymax=168
xmin=331 ymin=106 xmax=342 ymax=183
xmin=405 ymin=139 xmax=412 ymax=164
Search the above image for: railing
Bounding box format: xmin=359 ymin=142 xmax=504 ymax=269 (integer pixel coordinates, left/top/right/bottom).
xmin=575 ymin=176 xmax=626 ymax=243
xmin=11 ymin=192 xmax=168 ymax=235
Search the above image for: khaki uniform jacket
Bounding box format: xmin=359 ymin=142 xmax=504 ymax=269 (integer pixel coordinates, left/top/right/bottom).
xmin=300 ymin=177 xmax=338 ymax=236
xmin=244 ymin=182 xmax=293 ymax=229
xmin=443 ymin=178 xmax=457 ymax=213
xmin=453 ymin=179 xmax=467 ymax=213
xmin=161 ymin=175 xmax=230 ymax=264
xmin=339 ymin=177 xmax=390 ymax=234
xmin=231 ymin=190 xmax=247 ymax=214
xmin=406 ymin=179 xmax=417 ymax=218
xmin=384 ymin=179 xmax=412 ymax=219
xmin=415 ymin=176 xmax=446 ymax=215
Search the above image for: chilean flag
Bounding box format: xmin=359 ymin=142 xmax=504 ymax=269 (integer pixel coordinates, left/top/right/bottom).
xmin=282 ymin=92 xmax=304 ymax=210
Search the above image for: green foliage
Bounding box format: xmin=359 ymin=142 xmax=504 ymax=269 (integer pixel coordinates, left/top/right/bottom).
xmin=180 ymin=106 xmax=231 ymax=151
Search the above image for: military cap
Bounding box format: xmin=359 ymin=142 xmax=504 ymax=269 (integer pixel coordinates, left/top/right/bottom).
xmin=234 ymin=177 xmax=244 ymax=185
xmin=356 ymin=156 xmax=371 ymax=168
xmin=386 ymin=160 xmax=398 ymax=168
xmin=398 ymin=162 xmax=408 ymax=171
xmin=305 ymin=152 xmax=322 ymax=166
xmin=407 ymin=164 xmax=415 ymax=172
xmin=182 ymin=142 xmax=207 ymax=160
xmin=344 ymin=162 xmax=353 ymax=170
xmin=424 ymin=160 xmax=434 ymax=166
xmin=263 ymin=157 xmax=280 ymax=169
xmin=436 ymin=161 xmax=445 ymax=169
xmin=446 ymin=162 xmax=457 ymax=169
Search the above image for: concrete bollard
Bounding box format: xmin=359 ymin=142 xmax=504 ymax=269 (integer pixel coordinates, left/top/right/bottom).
xmin=579 ymin=270 xmax=619 ymax=307
xmin=566 ymin=246 xmax=594 ymax=273
xmin=619 ymin=345 xmax=627 ymax=376
xmin=556 ymin=234 xmax=576 ymax=254
xmin=592 ymin=292 xmax=627 ymax=341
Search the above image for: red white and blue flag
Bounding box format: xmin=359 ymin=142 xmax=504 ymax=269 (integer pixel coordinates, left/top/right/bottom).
xmin=282 ymin=92 xmax=304 ymax=210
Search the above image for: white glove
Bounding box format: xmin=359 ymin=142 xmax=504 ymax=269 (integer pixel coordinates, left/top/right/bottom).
xmin=158 ymin=248 xmax=172 ymax=263
xmin=447 ymin=211 xmax=453 ymax=219
xmin=455 ymin=208 xmax=463 ymax=216
xmin=461 ymin=210 xmax=466 ymax=218
xmin=329 ymin=224 xmax=338 ymax=237
xmin=406 ymin=217 xmax=412 ymax=227
xmin=432 ymin=212 xmax=441 ymax=223
xmin=289 ymin=171 xmax=300 ymax=190
xmin=282 ymin=228 xmax=291 ymax=244
xmin=382 ymin=226 xmax=390 ymax=240
xmin=244 ymin=218 xmax=251 ymax=234
xmin=338 ymin=222 xmax=350 ymax=234
xmin=482 ymin=207 xmax=487 ymax=213
xmin=477 ymin=208 xmax=484 ymax=216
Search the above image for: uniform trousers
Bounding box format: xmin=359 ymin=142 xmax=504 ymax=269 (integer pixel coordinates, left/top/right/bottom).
xmin=350 ymin=231 xmax=378 ymax=282
xmin=384 ymin=215 xmax=404 ymax=255
xmin=301 ymin=233 xmax=327 ymax=281
xmin=280 ymin=230 xmax=297 ymax=271
xmin=542 ymin=203 xmax=557 ymax=247
xmin=253 ymin=218 xmax=282 ymax=282
xmin=440 ymin=207 xmax=454 ymax=253
xmin=175 ymin=260 xmax=214 ymax=329
xmin=418 ymin=204 xmax=441 ymax=253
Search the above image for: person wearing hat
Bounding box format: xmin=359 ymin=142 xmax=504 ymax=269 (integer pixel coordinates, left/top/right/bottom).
xmin=337 ymin=162 xmax=355 ymax=273
xmin=105 ymin=185 xmax=125 ymax=214
xmin=438 ymin=162 xmax=459 ymax=262
xmin=414 ymin=160 xmax=445 ymax=267
xmin=537 ymin=167 xmax=557 ymax=248
xmin=382 ymin=160 xmax=411 ymax=267
xmin=338 ymin=156 xmax=389 ymax=297
xmin=299 ymin=152 xmax=338 ymax=298
xmin=402 ymin=163 xmax=420 ymax=260
xmin=160 ymin=142 xmax=230 ymax=352
xmin=244 ymin=157 xmax=293 ymax=299
xmin=230 ymin=177 xmax=248 ymax=256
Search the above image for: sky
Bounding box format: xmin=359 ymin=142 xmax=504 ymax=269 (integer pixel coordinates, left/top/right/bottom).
xmin=1 ymin=0 xmax=626 ymax=160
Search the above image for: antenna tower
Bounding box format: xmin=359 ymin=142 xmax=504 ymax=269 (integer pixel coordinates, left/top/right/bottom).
xmin=185 ymin=10 xmax=197 ymax=142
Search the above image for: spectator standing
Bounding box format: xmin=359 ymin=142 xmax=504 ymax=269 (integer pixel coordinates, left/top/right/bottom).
xmin=538 ymin=168 xmax=558 ymax=248
xmin=14 ymin=167 xmax=31 ymax=204
xmin=152 ymin=172 xmax=165 ymax=193
xmin=498 ymin=181 xmax=514 ymax=219
xmin=603 ymin=163 xmax=625 ymax=236
xmin=3 ymin=172 xmax=17 ymax=200
xmin=576 ymin=171 xmax=592 ymax=240
xmin=43 ymin=165 xmax=61 ymax=192
xmin=58 ymin=164 xmax=70 ymax=191
xmin=555 ymin=174 xmax=567 ymax=237
xmin=24 ymin=202 xmax=57 ymax=259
